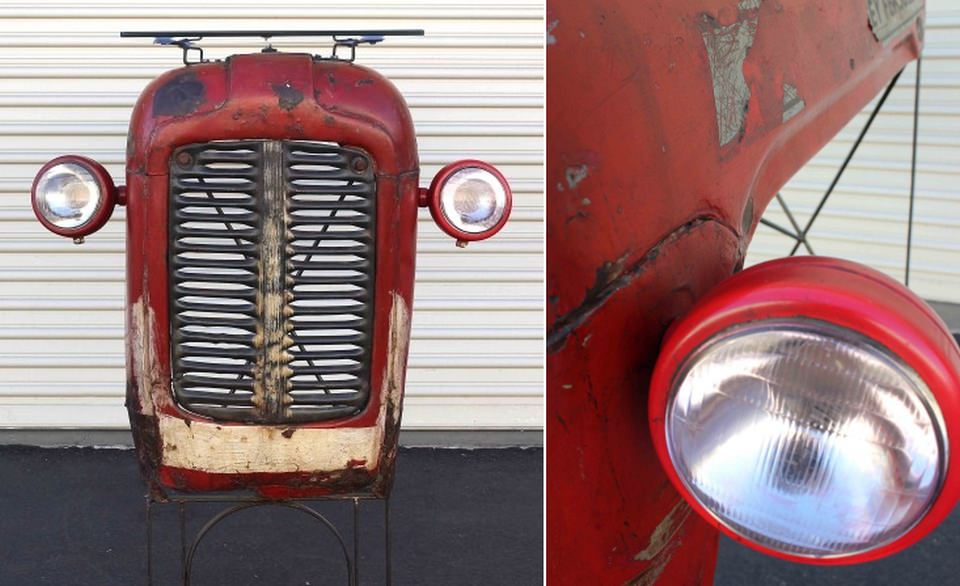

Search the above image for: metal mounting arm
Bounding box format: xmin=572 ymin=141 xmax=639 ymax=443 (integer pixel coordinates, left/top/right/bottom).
xmin=122 ymin=29 xmax=423 ymax=65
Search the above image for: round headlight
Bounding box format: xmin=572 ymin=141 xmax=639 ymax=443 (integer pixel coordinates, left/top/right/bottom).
xmin=668 ymin=319 xmax=946 ymax=558
xmin=31 ymin=156 xmax=117 ymax=239
xmin=427 ymin=160 xmax=512 ymax=242
xmin=649 ymin=256 xmax=960 ymax=564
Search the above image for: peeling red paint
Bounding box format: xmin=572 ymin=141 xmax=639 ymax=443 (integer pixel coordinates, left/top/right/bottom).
xmin=124 ymin=52 xmax=420 ymax=499
xmin=547 ymin=0 xmax=923 ymax=583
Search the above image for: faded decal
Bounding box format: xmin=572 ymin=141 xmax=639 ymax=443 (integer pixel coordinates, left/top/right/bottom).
xmin=868 ymin=0 xmax=923 ymax=45
xmin=158 ymin=414 xmax=380 ymax=474
xmin=700 ymin=2 xmax=761 ymax=146
xmin=782 ymin=82 xmax=805 ymax=122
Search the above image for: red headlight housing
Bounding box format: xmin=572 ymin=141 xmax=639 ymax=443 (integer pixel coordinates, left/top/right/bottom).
xmin=649 ymin=256 xmax=960 ymax=564
xmin=31 ymin=155 xmax=119 ymax=240
xmin=425 ymin=160 xmax=512 ymax=243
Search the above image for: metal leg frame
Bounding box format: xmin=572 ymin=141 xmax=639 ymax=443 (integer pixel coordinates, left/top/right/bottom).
xmin=761 ymin=59 xmax=922 ymax=276
xmin=145 ymin=494 xmax=392 ymax=586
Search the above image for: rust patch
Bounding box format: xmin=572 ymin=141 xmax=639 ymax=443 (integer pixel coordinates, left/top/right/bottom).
xmin=547 ymin=215 xmax=740 ymax=352
xmin=152 ymin=72 xmax=206 ymax=117
xmin=699 ymin=2 xmax=760 ymax=146
xmin=271 ymin=81 xmax=304 ymax=111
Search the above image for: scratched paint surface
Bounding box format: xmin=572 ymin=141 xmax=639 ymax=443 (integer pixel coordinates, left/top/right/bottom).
xmin=546 ymin=1 xmax=923 ymax=583
xmin=124 ymin=53 xmax=421 ymax=498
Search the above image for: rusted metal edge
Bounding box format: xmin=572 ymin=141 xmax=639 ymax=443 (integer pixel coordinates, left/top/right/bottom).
xmin=868 ymin=0 xmax=924 ymax=46
xmin=547 ymin=215 xmax=741 ymax=353
xmin=0 ymin=429 xmax=545 ymax=448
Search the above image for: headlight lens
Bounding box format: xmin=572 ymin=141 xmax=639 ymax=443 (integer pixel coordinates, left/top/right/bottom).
xmin=34 ymin=163 xmax=103 ymax=229
xmin=666 ymin=319 xmax=947 ymax=558
xmin=439 ymin=167 xmax=508 ymax=234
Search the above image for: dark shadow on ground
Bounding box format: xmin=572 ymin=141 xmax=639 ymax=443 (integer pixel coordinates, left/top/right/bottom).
xmin=0 ymin=446 xmax=543 ymax=585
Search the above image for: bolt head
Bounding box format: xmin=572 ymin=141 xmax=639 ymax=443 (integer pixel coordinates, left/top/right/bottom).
xmin=351 ymin=157 xmax=369 ymax=173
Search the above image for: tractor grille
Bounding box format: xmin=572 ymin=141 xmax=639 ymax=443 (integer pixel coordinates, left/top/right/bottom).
xmin=169 ymin=139 xmax=376 ymax=423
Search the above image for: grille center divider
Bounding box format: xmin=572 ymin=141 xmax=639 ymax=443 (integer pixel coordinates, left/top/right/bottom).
xmin=169 ymin=139 xmax=377 ymax=423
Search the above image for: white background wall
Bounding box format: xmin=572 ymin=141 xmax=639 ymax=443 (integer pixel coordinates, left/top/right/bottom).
xmin=748 ymin=1 xmax=960 ymax=304
xmin=0 ymin=1 xmax=544 ymax=430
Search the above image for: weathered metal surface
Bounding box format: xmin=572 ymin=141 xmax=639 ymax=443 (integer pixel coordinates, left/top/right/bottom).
xmin=546 ymin=0 xmax=923 ymax=583
xmin=700 ymin=1 xmax=759 ymax=146
xmin=169 ymin=140 xmax=377 ymax=423
xmin=152 ymin=71 xmax=207 ymax=117
xmin=125 ymin=52 xmax=419 ymax=499
xmin=868 ymin=0 xmax=924 ymax=45
xmin=258 ymin=140 xmax=287 ymax=420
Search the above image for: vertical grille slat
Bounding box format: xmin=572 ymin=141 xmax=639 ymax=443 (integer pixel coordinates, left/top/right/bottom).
xmin=170 ymin=139 xmax=377 ymax=423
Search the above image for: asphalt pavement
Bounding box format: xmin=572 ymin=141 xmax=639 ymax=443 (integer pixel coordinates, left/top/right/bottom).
xmin=0 ymin=446 xmax=543 ymax=585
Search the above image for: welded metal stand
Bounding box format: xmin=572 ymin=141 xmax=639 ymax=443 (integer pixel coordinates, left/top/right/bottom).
xmin=760 ymin=56 xmax=923 ymax=284
xmin=145 ymin=493 xmax=391 ymax=586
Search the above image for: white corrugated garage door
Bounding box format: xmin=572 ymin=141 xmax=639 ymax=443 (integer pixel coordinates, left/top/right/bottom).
xmin=748 ymin=1 xmax=960 ymax=304
xmin=0 ymin=1 xmax=544 ymax=430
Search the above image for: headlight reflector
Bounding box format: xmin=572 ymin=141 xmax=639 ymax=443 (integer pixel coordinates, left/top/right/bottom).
xmin=31 ymin=155 xmax=117 ymax=239
xmin=440 ymin=168 xmax=507 ymax=233
xmin=34 ymin=163 xmax=102 ymax=229
xmin=667 ymin=319 xmax=946 ymax=558
xmin=427 ymin=160 xmax=512 ymax=242
xmin=649 ymin=256 xmax=960 ymax=564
